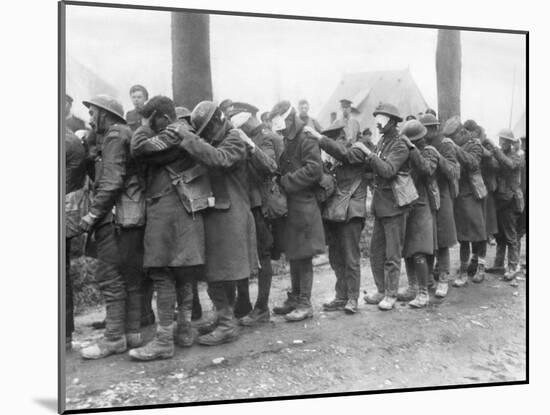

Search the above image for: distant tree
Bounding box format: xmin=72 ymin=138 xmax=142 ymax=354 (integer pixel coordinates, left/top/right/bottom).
xmin=171 ymin=12 xmax=213 ymax=109
xmin=436 ymin=29 xmax=461 ymax=125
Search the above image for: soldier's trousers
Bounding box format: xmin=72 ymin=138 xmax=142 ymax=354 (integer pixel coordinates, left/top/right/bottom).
xmin=405 ymin=254 xmax=429 ymax=289
xmin=289 ymin=258 xmax=314 ymax=308
xmin=94 ymin=224 xmax=145 ymax=339
xmin=327 ymin=218 xmax=364 ymax=301
xmin=253 ymin=207 xmax=274 ymax=311
xmin=459 ymin=241 xmax=486 ymax=269
xmin=370 ymin=213 xmax=408 ymax=297
xmin=149 ymin=266 xmax=200 ymax=327
xmin=207 ymin=281 xmax=239 ymax=328
xmin=427 ymin=247 xmax=451 ymax=277
xmin=66 ymin=238 xmax=74 ymax=337
xmin=495 ymin=198 xmax=520 ymax=268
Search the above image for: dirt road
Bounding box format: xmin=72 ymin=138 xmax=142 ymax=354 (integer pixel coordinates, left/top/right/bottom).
xmin=65 ymin=244 xmax=526 ymax=411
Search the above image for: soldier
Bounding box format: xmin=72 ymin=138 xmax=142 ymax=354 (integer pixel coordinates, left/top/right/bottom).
xmin=304 ymin=121 xmax=369 ymax=314
xmin=64 ymin=123 xmax=87 ymax=350
xmin=465 ymin=120 xmax=499 ymax=278
xmin=176 ymin=105 xmax=204 ymax=321
xmin=227 ymin=102 xmax=280 ymax=326
xmin=339 ymin=99 xmax=362 ymax=142
xmin=175 ymin=101 xmax=258 ymax=345
xmin=270 ymin=100 xmax=325 ymax=321
xmin=78 ymin=95 xmax=146 ymax=359
xmin=127 ymin=96 xmax=205 ymax=361
xmin=444 ymin=116 xmax=487 ymax=287
xmin=297 ymin=99 xmax=322 ymax=132
xmin=485 ymin=129 xmax=523 ymax=282
xmin=65 ymin=94 xmax=86 ymax=133
xmin=355 ymin=103 xmax=411 ymax=310
xmin=517 ymin=135 xmax=527 ymax=271
xmin=125 ymin=85 xmax=149 ymax=132
xmin=420 ymin=114 xmax=460 ymax=298
xmin=399 ymin=120 xmax=440 ymax=308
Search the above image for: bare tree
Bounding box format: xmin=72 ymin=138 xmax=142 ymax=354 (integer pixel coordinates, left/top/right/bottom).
xmin=171 ymin=12 xmax=213 ymax=109
xmin=436 ymin=29 xmax=461 ymax=125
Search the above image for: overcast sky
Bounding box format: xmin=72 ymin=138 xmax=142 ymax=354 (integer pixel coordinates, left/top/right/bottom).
xmin=65 ymin=4 xmax=526 ymax=138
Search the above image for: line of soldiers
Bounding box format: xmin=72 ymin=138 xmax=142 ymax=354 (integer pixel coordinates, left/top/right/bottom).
xmin=64 ymin=85 xmax=526 ymax=362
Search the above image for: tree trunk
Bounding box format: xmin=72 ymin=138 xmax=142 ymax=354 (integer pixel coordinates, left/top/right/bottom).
xmin=436 ymin=29 xmax=461 ymax=126
xmin=171 ymin=12 xmax=213 ymax=109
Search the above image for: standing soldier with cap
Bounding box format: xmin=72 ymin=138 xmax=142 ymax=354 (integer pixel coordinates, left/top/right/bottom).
xmin=399 ymin=120 xmax=440 ymax=308
xmin=298 ymin=99 xmax=322 ymax=133
xmin=444 ymin=116 xmax=487 ymax=287
xmin=484 ymin=129 xmax=523 ymax=282
xmin=303 ymin=121 xmax=369 ymax=314
xmin=78 ymin=95 xmax=147 ymax=359
xmin=175 ymin=101 xmax=258 ymax=345
xmin=126 ymin=85 xmax=149 ymax=132
xmin=269 ymin=100 xmax=325 ymax=321
xmin=354 ymin=103 xmax=411 ymax=311
xmin=339 ymin=99 xmax=362 ymax=142
xmin=227 ymin=102 xmax=280 ymax=326
xmin=420 ymin=113 xmax=460 ymax=298
xmin=128 ymin=96 xmax=206 ymax=361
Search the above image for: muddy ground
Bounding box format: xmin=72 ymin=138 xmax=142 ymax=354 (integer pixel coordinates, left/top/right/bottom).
xmin=64 ymin=243 xmax=526 ymax=411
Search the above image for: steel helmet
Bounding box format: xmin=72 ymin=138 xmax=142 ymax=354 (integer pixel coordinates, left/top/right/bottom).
xmin=498 ymin=128 xmax=517 ymax=142
xmin=401 ymin=119 xmax=427 ymax=142
xmin=420 ymin=113 xmax=440 ymax=127
xmin=82 ymin=94 xmax=126 ymax=124
xmin=442 ymin=115 xmax=462 ymax=137
xmin=372 ymin=103 xmax=403 ymax=122
xmin=175 ymin=106 xmax=191 ymax=121
xmin=191 ymin=101 xmax=219 ymax=135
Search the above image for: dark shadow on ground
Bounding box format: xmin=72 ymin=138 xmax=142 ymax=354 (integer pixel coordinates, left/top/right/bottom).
xmin=34 ymin=398 xmax=57 ymax=413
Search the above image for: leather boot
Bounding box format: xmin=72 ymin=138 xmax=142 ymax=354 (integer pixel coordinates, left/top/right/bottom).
xmin=176 ymin=310 xmax=195 ymax=347
xmin=378 ymin=295 xmax=397 ymax=311
xmin=322 ymin=298 xmax=347 ymax=312
xmin=284 ymin=301 xmax=313 ymax=322
xmin=197 ymin=316 xmax=219 ymax=335
xmin=472 ymin=262 xmax=486 ymax=283
xmin=467 ymin=256 xmax=479 ymax=277
xmin=129 ymin=323 xmax=175 ymax=361
xmin=239 ymin=307 xmax=270 ymax=327
xmin=409 ymin=288 xmax=429 ymax=308
xmin=398 ymin=259 xmax=417 ymax=301
xmin=81 ymin=336 xmax=127 ymax=360
xmin=273 ymin=292 xmax=298 ymax=315
xmin=453 ymin=263 xmax=469 ymax=287
xmin=199 ymin=307 xmax=239 ymax=345
xmin=126 ymin=332 xmax=143 ymax=349
xmin=503 ymin=265 xmax=519 ymax=281
xmin=364 ymin=291 xmax=385 ymax=305
xmin=435 ymin=272 xmax=450 ymax=298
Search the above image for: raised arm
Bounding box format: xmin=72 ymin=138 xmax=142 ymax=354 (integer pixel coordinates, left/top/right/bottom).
xmin=493 ymin=148 xmax=521 ymax=170
xmin=319 ymin=136 xmax=368 ymax=165
xmin=178 ymin=128 xmax=247 ymax=169
xmin=410 ymin=146 xmax=439 ymax=177
xmin=249 ymin=133 xmax=278 ymax=176
xmin=455 ymin=141 xmax=482 ymax=172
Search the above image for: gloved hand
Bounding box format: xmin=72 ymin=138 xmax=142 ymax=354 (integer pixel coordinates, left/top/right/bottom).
xmin=79 ymin=212 xmax=97 ymax=233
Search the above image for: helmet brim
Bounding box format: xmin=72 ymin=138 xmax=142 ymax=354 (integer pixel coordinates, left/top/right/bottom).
xmin=82 ymin=100 xmax=127 ymax=124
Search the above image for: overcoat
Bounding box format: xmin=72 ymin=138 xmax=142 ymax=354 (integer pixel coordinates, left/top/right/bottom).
xmin=430 ymin=135 xmax=459 ymax=248
xmin=279 ymin=114 xmax=325 ymax=260
xmin=131 ymin=122 xmax=205 ymax=268
xmin=454 ymin=138 xmax=486 ymax=242
xmin=179 ymin=125 xmax=258 ymax=281
xmin=481 ymin=144 xmax=499 ymax=235
xmin=402 ymin=145 xmax=439 ymax=258
xmin=319 ymin=136 xmax=369 ymax=221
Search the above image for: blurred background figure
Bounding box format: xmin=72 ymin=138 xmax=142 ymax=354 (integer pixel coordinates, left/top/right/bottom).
xmin=297 ymin=99 xmax=322 ymax=132
xmin=126 ymin=84 xmax=149 ymax=132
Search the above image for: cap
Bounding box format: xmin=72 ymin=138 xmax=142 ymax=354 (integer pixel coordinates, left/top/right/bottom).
xmin=175 ymin=106 xmax=191 ymax=121
xmin=442 ymin=115 xmax=462 ymax=136
xmin=227 ymin=102 xmax=259 ymax=118
xmin=269 ymin=100 xmax=292 ymax=120
xmin=340 ymin=98 xmax=353 ymax=107
xmin=498 ymin=128 xmax=517 ymax=142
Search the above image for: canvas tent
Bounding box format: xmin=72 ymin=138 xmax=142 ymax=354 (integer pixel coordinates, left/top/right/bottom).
xmin=513 ymin=111 xmax=526 ymax=139
xmin=66 ymin=55 xmax=120 ymax=122
xmin=317 ymin=69 xmax=429 ymax=132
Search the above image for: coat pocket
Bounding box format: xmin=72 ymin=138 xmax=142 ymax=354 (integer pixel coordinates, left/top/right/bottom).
xmin=115 ymin=175 xmax=146 ymax=227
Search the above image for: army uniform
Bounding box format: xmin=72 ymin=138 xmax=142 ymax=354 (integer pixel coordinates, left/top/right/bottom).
xmin=400 ymin=120 xmax=439 ymax=307
xmin=129 ymin=120 xmax=206 ymax=359
xmin=453 ymin=132 xmax=487 ymax=285
xmin=65 ymin=127 xmax=87 ymax=348
xmin=342 ymin=116 xmax=362 ymax=143
xmin=80 ymin=97 xmax=147 ymax=359
xmin=362 ymin=105 xmax=410 ymax=310
xmin=491 ymin=130 xmax=523 ymax=280
xmin=318 ymin=126 xmax=369 ymax=313
xmin=177 ymin=110 xmax=258 ymax=344
xmin=66 ymin=114 xmax=86 ymax=133
xmin=272 ymin=105 xmax=325 ymax=321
